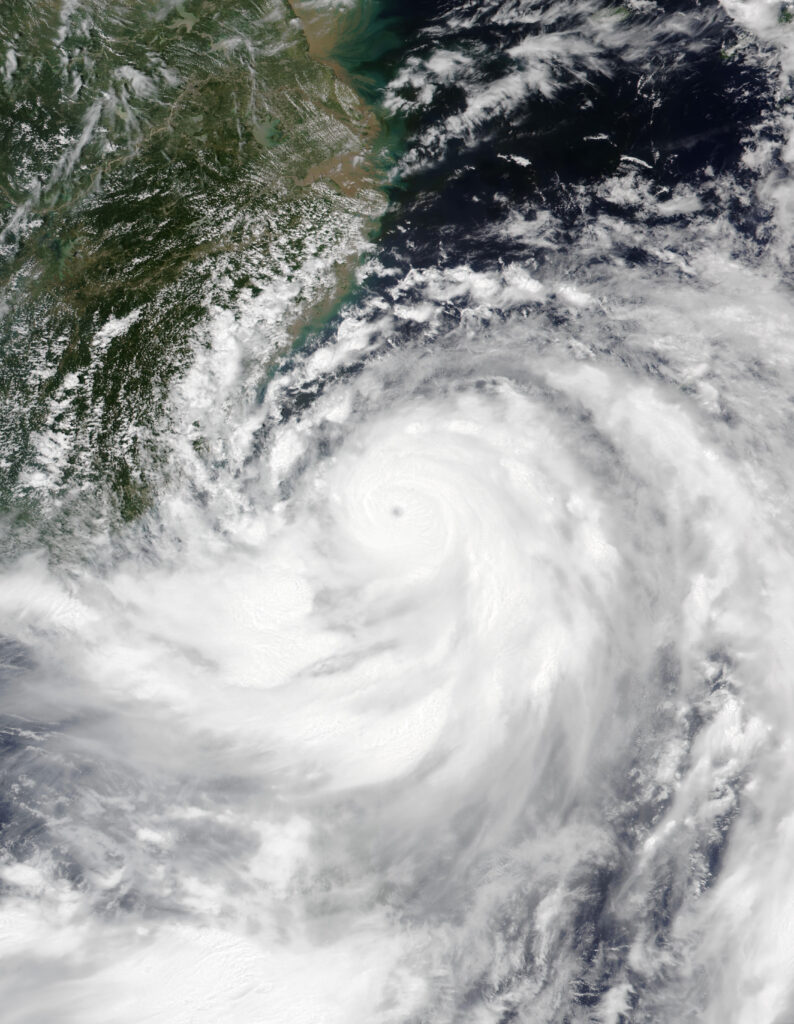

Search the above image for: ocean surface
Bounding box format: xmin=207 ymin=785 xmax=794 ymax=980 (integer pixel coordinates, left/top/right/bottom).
xmin=2 ymin=0 xmax=794 ymax=1021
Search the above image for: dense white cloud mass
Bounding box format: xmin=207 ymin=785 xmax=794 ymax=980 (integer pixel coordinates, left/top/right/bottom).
xmin=3 ymin=0 xmax=794 ymax=1021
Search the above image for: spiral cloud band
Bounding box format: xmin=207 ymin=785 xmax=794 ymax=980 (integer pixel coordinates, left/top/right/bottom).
xmin=3 ymin=317 xmax=792 ymax=1020
xmin=3 ymin=0 xmax=794 ymax=1020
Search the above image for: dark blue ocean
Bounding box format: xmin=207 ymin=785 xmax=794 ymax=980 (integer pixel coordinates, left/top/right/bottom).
xmin=1 ymin=1 xmax=793 ymax=1021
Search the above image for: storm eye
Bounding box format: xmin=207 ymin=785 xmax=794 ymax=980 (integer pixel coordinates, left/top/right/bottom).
xmin=391 ymin=505 xmax=404 ymax=517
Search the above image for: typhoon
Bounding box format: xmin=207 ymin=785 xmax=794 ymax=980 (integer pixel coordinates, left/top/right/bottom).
xmin=2 ymin=0 xmax=794 ymax=1022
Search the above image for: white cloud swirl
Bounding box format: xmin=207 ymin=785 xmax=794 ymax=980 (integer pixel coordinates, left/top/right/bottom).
xmin=3 ymin=0 xmax=794 ymax=1020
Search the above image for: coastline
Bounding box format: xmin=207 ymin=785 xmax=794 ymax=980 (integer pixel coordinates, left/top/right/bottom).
xmin=0 ymin=0 xmax=405 ymax=547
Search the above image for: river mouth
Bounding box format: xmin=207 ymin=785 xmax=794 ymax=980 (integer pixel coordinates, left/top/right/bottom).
xmin=2 ymin=1 xmax=794 ymax=1022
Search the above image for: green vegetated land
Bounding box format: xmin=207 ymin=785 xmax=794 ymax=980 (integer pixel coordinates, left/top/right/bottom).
xmin=0 ymin=0 xmax=386 ymax=550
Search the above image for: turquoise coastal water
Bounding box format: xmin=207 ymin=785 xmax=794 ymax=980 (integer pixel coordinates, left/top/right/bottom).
xmin=0 ymin=0 xmax=404 ymax=554
xmin=4 ymin=1 xmax=794 ymax=1021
